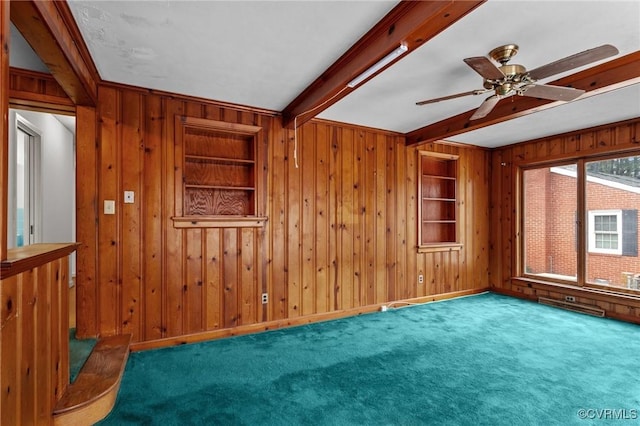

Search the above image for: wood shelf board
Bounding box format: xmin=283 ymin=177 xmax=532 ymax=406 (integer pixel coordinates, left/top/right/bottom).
xmin=185 ymin=184 xmax=255 ymax=191
xmin=172 ymin=216 xmax=268 ymax=228
xmin=418 ymin=243 xmax=463 ymax=253
xmin=185 ymin=155 xmax=255 ymax=165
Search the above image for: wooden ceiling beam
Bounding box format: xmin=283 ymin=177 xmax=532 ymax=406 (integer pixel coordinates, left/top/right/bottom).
xmin=281 ymin=0 xmax=486 ymax=128
xmin=406 ymin=50 xmax=640 ymax=146
xmin=10 ymin=0 xmax=99 ymax=106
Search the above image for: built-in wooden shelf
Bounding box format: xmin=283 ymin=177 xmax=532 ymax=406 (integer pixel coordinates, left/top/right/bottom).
xmin=176 ymin=116 xmax=263 ymax=217
xmin=418 ymin=151 xmax=460 ymax=248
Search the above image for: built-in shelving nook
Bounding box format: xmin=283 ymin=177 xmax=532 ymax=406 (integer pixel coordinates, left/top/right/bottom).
xmin=418 ymin=151 xmax=462 ymax=253
xmin=173 ymin=116 xmax=267 ymax=228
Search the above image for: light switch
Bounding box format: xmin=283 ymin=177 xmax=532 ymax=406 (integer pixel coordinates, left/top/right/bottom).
xmin=104 ymin=200 xmax=115 ymax=215
xmin=124 ymin=191 xmax=135 ymax=204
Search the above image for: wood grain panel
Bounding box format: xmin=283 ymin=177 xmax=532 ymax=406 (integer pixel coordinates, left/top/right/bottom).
xmin=97 ymin=86 xmax=119 ymax=335
xmin=76 ymin=83 xmax=490 ymax=350
xmin=1 ymin=252 xmax=72 ymax=425
xmin=0 ymin=0 xmax=9 ymax=262
xmin=9 ymin=68 xmax=74 ymax=114
xmin=143 ymin=94 xmax=164 ymax=341
xmin=75 ymin=106 xmax=98 ymax=338
xmin=490 ymin=118 xmax=640 ymax=316
xmin=120 ymin=90 xmax=143 ymax=341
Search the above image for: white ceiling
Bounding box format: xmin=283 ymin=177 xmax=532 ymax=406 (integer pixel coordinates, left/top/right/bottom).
xmin=48 ymin=1 xmax=640 ymax=147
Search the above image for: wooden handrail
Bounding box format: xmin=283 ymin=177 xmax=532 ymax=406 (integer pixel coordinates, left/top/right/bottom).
xmin=1 ymin=243 xmax=79 ymax=279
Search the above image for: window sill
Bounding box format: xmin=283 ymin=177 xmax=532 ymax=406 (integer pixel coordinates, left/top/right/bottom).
xmin=513 ymin=276 xmax=640 ymax=301
xmin=172 ymin=216 xmax=267 ymax=228
xmin=418 ymin=243 xmax=462 ymax=253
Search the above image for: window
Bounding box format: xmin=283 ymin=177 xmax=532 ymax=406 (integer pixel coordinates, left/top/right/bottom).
xmin=522 ymin=165 xmax=577 ymax=281
xmin=522 ymin=154 xmax=640 ymax=292
xmin=588 ymin=210 xmax=621 ymax=255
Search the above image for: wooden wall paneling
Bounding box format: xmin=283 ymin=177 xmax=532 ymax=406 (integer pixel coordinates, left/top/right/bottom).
xmin=223 ymin=228 xmax=239 ymax=328
xmin=165 ymin=99 xmax=185 ymax=337
xmin=268 ymin=124 xmax=287 ymax=321
xmin=314 ymin=123 xmax=330 ymax=313
xmin=286 ymin=124 xmax=302 ymax=318
xmin=76 ymin=105 xmax=98 ymax=338
xmin=301 ymin=123 xmax=316 ymax=316
xmin=0 ymin=0 xmax=9 ymax=261
xmin=120 ymin=90 xmax=143 ymax=341
xmin=375 ymin=135 xmax=388 ymax=303
xmin=329 ymin=126 xmax=339 ymax=311
xmin=363 ymin=132 xmax=376 ymax=306
xmin=458 ymin=149 xmax=469 ymax=289
xmin=340 ymin=128 xmax=355 ymax=309
xmin=354 ymin=131 xmax=366 ymax=307
xmin=143 ymin=94 xmax=164 ymax=341
xmin=98 ymin=86 xmax=120 ymax=335
xmin=185 ymin=229 xmax=203 ymax=333
xmin=9 ymin=68 xmax=74 ymax=114
xmin=396 ymin=137 xmax=410 ymax=298
xmin=49 ymin=263 xmax=61 ymax=402
xmin=240 ymin=228 xmax=256 ymax=325
xmin=19 ymin=270 xmax=36 ymax=424
xmin=385 ymin=134 xmax=397 ymax=302
xmin=51 ymin=259 xmax=70 ymax=399
xmin=35 ymin=264 xmax=52 ymax=425
xmin=1 ymin=275 xmax=20 ymax=426
xmin=474 ymin=151 xmax=491 ymax=289
xmin=205 ymin=229 xmax=222 ymax=329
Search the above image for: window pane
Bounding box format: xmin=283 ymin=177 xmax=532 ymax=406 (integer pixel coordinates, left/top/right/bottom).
xmin=523 ymin=165 xmax=577 ymax=281
xmin=586 ymin=155 xmax=640 ymax=290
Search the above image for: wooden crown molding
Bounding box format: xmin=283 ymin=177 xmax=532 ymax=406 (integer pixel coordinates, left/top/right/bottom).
xmin=406 ymin=50 xmax=640 ymax=146
xmin=281 ymin=0 xmax=486 ymax=129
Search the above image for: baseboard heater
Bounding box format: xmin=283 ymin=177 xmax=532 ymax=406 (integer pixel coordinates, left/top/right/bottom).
xmin=538 ymin=297 xmax=605 ymax=317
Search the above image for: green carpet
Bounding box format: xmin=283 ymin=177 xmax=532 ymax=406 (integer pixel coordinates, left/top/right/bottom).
xmin=69 ymin=328 xmax=97 ymax=382
xmin=98 ymin=293 xmax=640 ymax=425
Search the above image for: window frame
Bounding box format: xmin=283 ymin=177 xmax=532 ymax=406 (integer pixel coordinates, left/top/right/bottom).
xmin=518 ymin=151 xmax=640 ymax=294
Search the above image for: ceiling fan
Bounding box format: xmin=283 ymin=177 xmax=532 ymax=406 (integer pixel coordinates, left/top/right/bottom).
xmin=416 ymin=43 xmax=619 ymax=120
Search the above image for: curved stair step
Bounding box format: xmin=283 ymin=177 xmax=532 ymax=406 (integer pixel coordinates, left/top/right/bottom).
xmin=54 ymin=334 xmax=131 ymax=426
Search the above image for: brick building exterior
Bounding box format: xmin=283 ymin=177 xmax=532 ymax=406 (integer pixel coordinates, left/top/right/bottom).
xmin=525 ymin=167 xmax=640 ymax=288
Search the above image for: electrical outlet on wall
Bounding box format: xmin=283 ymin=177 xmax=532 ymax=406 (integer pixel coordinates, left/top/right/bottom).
xmin=262 ymin=293 xmax=268 ymax=304
xmin=418 ymin=274 xmax=424 ymax=284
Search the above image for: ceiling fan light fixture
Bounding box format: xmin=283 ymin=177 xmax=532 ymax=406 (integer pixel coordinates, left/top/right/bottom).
xmin=347 ymin=44 xmax=408 ymax=88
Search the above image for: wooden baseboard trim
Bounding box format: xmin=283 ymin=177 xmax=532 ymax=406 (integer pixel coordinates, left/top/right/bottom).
xmin=131 ymin=287 xmax=489 ymax=352
xmin=53 ymin=334 xmax=131 ymax=426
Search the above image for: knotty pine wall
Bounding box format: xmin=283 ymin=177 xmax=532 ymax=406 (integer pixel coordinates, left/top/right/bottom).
xmin=490 ymin=118 xmax=640 ymax=322
xmin=75 ymin=84 xmax=490 ymax=346
xmin=1 ymin=254 xmax=71 ymax=426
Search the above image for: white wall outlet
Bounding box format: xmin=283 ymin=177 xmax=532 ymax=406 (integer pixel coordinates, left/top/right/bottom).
xmin=124 ymin=191 xmax=135 ymax=204
xmin=104 ymin=200 xmax=115 ymax=215
xmin=565 ymin=295 xmax=576 ymax=302
xmin=261 ymin=293 xmax=268 ymax=304
xmin=418 ymin=274 xmax=424 ymax=284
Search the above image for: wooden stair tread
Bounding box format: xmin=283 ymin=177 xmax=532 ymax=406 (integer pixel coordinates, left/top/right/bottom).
xmin=54 ymin=334 xmax=131 ymax=424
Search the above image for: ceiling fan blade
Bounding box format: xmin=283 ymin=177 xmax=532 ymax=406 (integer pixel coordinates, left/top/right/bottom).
xmin=416 ymin=89 xmax=489 ymax=106
xmin=523 ymin=84 xmax=585 ymax=101
xmin=463 ymin=56 xmax=505 ymax=80
xmin=470 ymin=95 xmax=500 ymax=120
xmin=528 ymin=44 xmax=619 ymax=80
